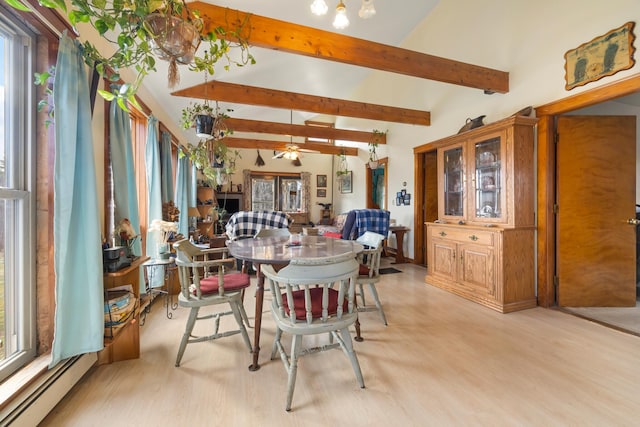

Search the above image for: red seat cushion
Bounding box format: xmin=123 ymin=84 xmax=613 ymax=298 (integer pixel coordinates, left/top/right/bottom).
xmin=323 ymin=231 xmax=342 ymax=239
xmin=197 ymin=273 xmax=251 ymax=295
xmin=358 ymin=264 xmax=370 ymax=276
xmin=282 ymin=287 xmax=348 ymax=319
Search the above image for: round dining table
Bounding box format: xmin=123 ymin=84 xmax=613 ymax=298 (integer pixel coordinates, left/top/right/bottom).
xmin=227 ymin=235 xmax=364 ymax=371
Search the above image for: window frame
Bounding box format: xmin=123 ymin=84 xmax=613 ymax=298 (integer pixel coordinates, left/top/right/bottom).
xmin=0 ymin=14 xmax=37 ymax=382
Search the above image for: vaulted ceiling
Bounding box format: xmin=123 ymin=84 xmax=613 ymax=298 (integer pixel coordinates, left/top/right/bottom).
xmin=145 ymin=1 xmax=509 ymax=153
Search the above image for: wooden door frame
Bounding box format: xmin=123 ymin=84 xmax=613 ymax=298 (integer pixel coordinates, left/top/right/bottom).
xmin=535 ymin=72 xmax=640 ymax=307
xmin=366 ymin=157 xmax=388 ymax=209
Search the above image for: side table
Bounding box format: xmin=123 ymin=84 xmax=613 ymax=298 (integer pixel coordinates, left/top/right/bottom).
xmin=386 ymin=226 xmax=410 ymax=264
xmin=141 ymin=257 xmax=177 ymax=324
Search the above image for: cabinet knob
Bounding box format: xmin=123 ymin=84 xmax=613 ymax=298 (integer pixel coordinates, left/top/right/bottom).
xmin=439 ymin=231 xmax=447 ymax=237
xmin=469 ymin=235 xmax=478 ymax=241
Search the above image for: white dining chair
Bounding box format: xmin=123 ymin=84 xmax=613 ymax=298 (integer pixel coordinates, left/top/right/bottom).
xmin=355 ymin=231 xmax=387 ymax=325
xmin=173 ymin=239 xmax=252 ymax=367
xmin=261 ymin=251 xmax=364 ymax=411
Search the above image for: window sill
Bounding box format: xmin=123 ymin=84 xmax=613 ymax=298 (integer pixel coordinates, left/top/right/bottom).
xmin=0 ymin=354 xmax=50 ymax=412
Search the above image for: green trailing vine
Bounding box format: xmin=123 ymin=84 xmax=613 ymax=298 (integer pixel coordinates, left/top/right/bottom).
xmin=6 ymin=0 xmax=255 ymax=111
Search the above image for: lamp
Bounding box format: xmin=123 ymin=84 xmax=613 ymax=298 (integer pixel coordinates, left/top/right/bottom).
xmin=358 ymin=0 xmax=376 ymax=19
xmin=332 ymin=1 xmax=349 ymax=29
xmin=188 ymin=207 xmax=201 ymax=218
xmin=310 ymin=0 xmax=329 ymax=16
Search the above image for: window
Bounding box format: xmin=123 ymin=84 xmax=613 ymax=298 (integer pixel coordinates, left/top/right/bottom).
xmin=251 ymin=174 xmax=302 ymax=212
xmin=0 ymin=16 xmax=37 ymax=381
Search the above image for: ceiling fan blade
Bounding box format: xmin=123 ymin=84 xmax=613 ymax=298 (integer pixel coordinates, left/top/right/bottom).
xmin=272 ymin=151 xmax=286 ymax=159
xmin=298 ymin=148 xmax=320 ymax=154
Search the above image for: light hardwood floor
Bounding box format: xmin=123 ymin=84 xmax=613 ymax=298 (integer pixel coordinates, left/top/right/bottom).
xmin=41 ymin=261 xmax=640 ymax=426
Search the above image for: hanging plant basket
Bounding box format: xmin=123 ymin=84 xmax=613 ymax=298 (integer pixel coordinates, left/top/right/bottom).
xmin=368 ymin=160 xmax=379 ymax=169
xmin=195 ymin=115 xmax=214 ymax=138
xmin=144 ymin=12 xmax=203 ymax=87
xmin=144 ymin=13 xmax=202 ymax=64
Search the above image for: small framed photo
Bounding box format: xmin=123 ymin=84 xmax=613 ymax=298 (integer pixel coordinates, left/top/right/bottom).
xmin=317 ymin=188 xmax=327 ymax=198
xmin=401 ymin=189 xmax=407 ymax=196
xmin=317 ymin=174 xmax=327 ymax=188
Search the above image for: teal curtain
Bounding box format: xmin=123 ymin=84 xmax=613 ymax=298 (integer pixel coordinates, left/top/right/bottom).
xmin=109 ymin=95 xmax=141 ymax=256
xmin=190 ymin=163 xmax=197 ymax=208
xmin=50 ymin=33 xmax=104 ymax=367
xmin=160 ymin=131 xmax=174 ymax=203
xmin=372 ymin=168 xmax=385 ymax=207
xmin=145 ymin=117 xmax=164 ymax=287
xmin=175 ymin=148 xmax=190 ymax=236
xmin=145 ymin=116 xmax=162 ymax=257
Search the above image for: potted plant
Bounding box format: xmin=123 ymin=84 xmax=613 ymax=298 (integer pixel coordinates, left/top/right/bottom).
xmin=8 ymin=0 xmax=255 ymax=110
xmin=368 ymin=129 xmax=387 ymax=169
xmin=180 ymin=101 xmax=215 ymax=137
xmin=180 ymin=101 xmax=232 ymax=139
xmin=335 ymin=151 xmax=349 ymax=180
xmin=182 ymin=140 xmax=241 ymax=188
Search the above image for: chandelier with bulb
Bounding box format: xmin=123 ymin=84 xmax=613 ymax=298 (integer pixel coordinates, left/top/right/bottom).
xmin=310 ymin=0 xmax=376 ymax=30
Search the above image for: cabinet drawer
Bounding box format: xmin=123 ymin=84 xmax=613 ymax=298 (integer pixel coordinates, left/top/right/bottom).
xmin=430 ymin=226 xmax=495 ymax=246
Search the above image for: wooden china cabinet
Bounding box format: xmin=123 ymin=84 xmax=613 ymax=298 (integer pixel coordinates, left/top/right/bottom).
xmin=425 ymin=116 xmax=538 ymax=313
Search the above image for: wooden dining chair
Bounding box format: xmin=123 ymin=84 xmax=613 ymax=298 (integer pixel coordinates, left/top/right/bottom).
xmin=261 ymin=251 xmax=364 ymax=411
xmin=172 ymin=239 xmax=252 ymax=367
xmin=355 ymin=231 xmax=387 ymax=325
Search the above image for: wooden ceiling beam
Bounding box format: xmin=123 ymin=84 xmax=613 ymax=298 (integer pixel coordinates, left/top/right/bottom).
xmin=225 ymin=118 xmax=385 ymax=144
xmin=189 ymin=2 xmax=509 ymax=94
xmin=172 ymin=81 xmax=430 ymax=126
xmin=223 ymin=137 xmax=359 ymax=156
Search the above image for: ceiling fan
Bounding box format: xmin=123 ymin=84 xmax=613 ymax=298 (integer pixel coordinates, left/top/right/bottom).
xmin=272 ymin=143 xmax=319 ymax=160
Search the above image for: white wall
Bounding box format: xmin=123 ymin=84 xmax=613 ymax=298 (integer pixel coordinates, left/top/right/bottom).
xmin=332 ymin=0 xmax=640 ymax=259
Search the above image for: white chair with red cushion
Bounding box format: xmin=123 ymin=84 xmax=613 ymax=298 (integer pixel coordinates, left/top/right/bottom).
xmin=261 ymin=251 xmax=364 ymax=411
xmin=173 ymin=239 xmax=252 ymax=367
xmin=355 ymin=231 xmax=387 ymax=325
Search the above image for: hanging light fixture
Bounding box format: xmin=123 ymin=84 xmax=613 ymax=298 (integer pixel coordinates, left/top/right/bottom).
xmin=358 ymin=0 xmax=376 ymax=19
xmin=282 ymin=150 xmax=299 ymax=160
xmin=312 ymin=1 xmax=375 ymax=29
xmin=332 ymin=1 xmax=349 ymax=30
xmin=310 ymin=0 xmax=329 ymax=16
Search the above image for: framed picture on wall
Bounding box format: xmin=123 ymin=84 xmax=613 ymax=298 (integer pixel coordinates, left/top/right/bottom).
xmin=317 ymin=174 xmax=327 ymax=188
xmin=340 ymin=171 xmax=352 ymax=194
xmin=317 ymin=188 xmax=327 ymax=198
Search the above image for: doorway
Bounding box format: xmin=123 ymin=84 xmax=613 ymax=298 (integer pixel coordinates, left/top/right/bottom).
xmin=536 ymin=74 xmax=640 ymax=335
xmin=366 ymin=157 xmax=388 ymax=209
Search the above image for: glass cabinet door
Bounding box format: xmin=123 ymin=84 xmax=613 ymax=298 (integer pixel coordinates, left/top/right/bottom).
xmin=443 ymin=146 xmax=464 ymax=217
xmin=473 ymin=137 xmax=502 ymax=220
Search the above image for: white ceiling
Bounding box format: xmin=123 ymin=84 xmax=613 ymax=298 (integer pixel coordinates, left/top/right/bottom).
xmin=144 ymin=0 xmax=440 ymax=142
